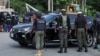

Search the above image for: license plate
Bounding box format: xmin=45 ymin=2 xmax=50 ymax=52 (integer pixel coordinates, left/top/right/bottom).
xmin=18 ymin=30 xmax=21 ymax=32
xmin=22 ymin=35 xmax=25 ymax=37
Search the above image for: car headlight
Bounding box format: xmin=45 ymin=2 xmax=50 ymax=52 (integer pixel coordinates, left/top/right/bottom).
xmin=10 ymin=28 xmax=12 ymax=32
xmin=10 ymin=28 xmax=14 ymax=32
xmin=24 ymin=27 xmax=31 ymax=31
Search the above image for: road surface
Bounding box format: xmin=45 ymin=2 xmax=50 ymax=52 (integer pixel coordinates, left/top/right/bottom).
xmin=0 ymin=32 xmax=100 ymax=56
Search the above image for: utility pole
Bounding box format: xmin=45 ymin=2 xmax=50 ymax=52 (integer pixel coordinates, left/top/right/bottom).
xmin=9 ymin=0 xmax=10 ymax=8
xmin=7 ymin=0 xmax=10 ymax=8
xmin=82 ymin=0 xmax=86 ymax=12
xmin=51 ymin=0 xmax=53 ymax=12
xmin=48 ymin=0 xmax=50 ymax=12
xmin=84 ymin=0 xmax=87 ymax=13
xmin=48 ymin=0 xmax=53 ymax=12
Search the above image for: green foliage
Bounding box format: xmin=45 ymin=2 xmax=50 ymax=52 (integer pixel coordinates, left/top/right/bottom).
xmin=10 ymin=0 xmax=100 ymax=18
xmin=10 ymin=0 xmax=25 ymax=14
xmin=35 ymin=4 xmax=44 ymax=11
xmin=87 ymin=0 xmax=100 ymax=12
xmin=86 ymin=0 xmax=100 ymax=18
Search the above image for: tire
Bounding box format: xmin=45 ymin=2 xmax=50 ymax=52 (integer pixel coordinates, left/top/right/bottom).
xmin=32 ymin=37 xmax=36 ymax=49
xmin=18 ymin=42 xmax=28 ymax=47
xmin=71 ymin=34 xmax=93 ymax=47
xmin=86 ymin=34 xmax=93 ymax=47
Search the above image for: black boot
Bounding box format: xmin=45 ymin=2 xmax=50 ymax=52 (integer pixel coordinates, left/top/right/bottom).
xmin=58 ymin=48 xmax=63 ymax=53
xmin=93 ymin=46 xmax=98 ymax=49
xmin=64 ymin=48 xmax=67 ymax=53
xmin=77 ymin=47 xmax=82 ymax=52
xmin=85 ymin=49 xmax=88 ymax=52
xmin=84 ymin=47 xmax=88 ymax=52
xmin=94 ymin=44 xmax=98 ymax=49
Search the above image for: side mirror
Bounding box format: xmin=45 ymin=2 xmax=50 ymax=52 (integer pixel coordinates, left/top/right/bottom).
xmin=49 ymin=21 xmax=57 ymax=27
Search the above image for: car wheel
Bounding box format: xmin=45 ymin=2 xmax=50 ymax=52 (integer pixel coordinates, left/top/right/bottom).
xmin=86 ymin=34 xmax=93 ymax=47
xmin=18 ymin=42 xmax=28 ymax=47
xmin=32 ymin=37 xmax=36 ymax=49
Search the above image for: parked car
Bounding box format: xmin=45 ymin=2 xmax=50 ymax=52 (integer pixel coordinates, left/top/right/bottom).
xmin=10 ymin=13 xmax=93 ymax=47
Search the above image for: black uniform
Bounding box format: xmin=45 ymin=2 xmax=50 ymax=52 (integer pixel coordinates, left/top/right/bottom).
xmin=74 ymin=14 xmax=87 ymax=52
xmin=93 ymin=13 xmax=100 ymax=49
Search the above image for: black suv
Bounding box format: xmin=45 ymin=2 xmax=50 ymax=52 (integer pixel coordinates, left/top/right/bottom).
xmin=10 ymin=13 xmax=93 ymax=47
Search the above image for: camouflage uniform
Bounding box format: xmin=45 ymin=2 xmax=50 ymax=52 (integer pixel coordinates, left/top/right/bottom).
xmin=58 ymin=9 xmax=71 ymax=53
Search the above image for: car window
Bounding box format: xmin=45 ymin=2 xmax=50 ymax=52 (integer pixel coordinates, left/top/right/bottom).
xmin=51 ymin=17 xmax=59 ymax=24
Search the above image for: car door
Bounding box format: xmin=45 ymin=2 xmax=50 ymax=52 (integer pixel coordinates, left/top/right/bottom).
xmin=46 ymin=15 xmax=60 ymax=40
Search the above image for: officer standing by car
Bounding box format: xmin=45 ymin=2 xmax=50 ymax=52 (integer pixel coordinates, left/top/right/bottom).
xmin=30 ymin=12 xmax=46 ymax=50
xmin=58 ymin=9 xmax=71 ymax=53
xmin=74 ymin=12 xmax=88 ymax=52
xmin=92 ymin=12 xmax=100 ymax=50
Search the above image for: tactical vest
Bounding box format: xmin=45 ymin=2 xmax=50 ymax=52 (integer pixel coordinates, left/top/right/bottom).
xmin=35 ymin=19 xmax=45 ymax=31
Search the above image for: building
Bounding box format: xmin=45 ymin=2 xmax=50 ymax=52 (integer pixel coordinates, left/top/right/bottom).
xmin=0 ymin=0 xmax=14 ymax=14
xmin=0 ymin=0 xmax=9 ymax=8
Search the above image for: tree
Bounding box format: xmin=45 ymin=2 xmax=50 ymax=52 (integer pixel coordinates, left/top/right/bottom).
xmin=10 ymin=0 xmax=100 ymax=15
xmin=87 ymin=0 xmax=100 ymax=12
xmin=10 ymin=0 xmax=25 ymax=14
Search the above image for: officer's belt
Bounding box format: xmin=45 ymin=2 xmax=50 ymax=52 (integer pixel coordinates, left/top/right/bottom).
xmin=59 ymin=26 xmax=68 ymax=29
xmin=77 ymin=28 xmax=84 ymax=29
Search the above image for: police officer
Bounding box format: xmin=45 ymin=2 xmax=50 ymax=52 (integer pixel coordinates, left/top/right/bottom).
xmin=92 ymin=12 xmax=100 ymax=49
xmin=74 ymin=12 xmax=88 ymax=52
xmin=58 ymin=9 xmax=71 ymax=53
xmin=23 ymin=12 xmax=31 ymax=23
xmin=31 ymin=12 xmax=46 ymax=50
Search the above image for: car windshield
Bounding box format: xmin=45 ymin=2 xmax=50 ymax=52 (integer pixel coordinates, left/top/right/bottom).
xmin=68 ymin=14 xmax=92 ymax=24
xmin=68 ymin=14 xmax=77 ymax=24
xmin=43 ymin=14 xmax=92 ymax=25
xmin=43 ymin=14 xmax=55 ymax=22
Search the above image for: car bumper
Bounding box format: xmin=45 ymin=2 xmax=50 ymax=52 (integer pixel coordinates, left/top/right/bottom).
xmin=10 ymin=32 xmax=27 ymax=42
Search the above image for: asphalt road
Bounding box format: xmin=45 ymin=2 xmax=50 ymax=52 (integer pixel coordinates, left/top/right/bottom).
xmin=0 ymin=32 xmax=100 ymax=56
